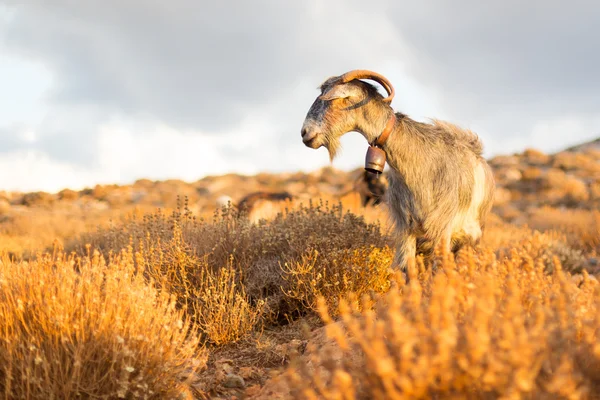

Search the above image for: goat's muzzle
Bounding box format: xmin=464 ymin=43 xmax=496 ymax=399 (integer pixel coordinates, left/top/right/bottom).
xmin=301 ymin=126 xmax=320 ymax=148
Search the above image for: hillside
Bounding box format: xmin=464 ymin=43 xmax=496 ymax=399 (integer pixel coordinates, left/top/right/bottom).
xmin=0 ymin=144 xmax=599 ymax=399
xmin=1 ymin=145 xmax=599 ymax=257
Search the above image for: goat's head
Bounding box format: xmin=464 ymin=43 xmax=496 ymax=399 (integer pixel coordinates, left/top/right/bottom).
xmin=300 ymin=70 xmax=395 ymax=160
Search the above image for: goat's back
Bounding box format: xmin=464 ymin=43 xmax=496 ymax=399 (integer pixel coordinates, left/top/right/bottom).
xmin=430 ymin=119 xmax=484 ymax=157
xmin=237 ymin=191 xmax=293 ymax=212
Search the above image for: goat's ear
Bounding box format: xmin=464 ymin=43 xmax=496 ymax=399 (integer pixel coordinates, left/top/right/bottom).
xmin=319 ymin=83 xmax=360 ymax=101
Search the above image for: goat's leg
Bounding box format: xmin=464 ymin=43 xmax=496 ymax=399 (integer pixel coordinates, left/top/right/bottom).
xmin=391 ymin=233 xmax=417 ymax=284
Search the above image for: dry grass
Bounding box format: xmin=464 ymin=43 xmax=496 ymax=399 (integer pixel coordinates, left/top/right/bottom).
xmin=66 ymin=199 xmax=391 ymax=338
xmin=281 ymin=246 xmax=394 ymax=316
xmin=526 ymin=207 xmax=600 ymax=254
xmin=0 ymin=248 xmax=206 ymax=399
xmin=285 ymin=248 xmax=600 ymax=399
xmin=0 ymin=204 xmax=158 ymax=259
xmin=0 ymin=154 xmax=599 ymax=398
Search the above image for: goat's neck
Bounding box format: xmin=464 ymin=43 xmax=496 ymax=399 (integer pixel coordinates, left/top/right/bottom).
xmin=352 ymin=102 xmax=395 ymax=145
xmin=353 ymin=102 xmax=421 ymax=179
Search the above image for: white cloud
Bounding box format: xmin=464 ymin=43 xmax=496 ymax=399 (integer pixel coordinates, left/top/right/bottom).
xmin=0 ymin=150 xmax=99 ymax=192
xmin=530 ymin=114 xmax=600 ymax=153
xmin=0 ymin=1 xmax=598 ymax=192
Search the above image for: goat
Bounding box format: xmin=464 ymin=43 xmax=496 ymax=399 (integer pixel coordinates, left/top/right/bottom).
xmin=355 ymin=170 xmax=387 ymax=207
xmin=216 ymin=191 xmax=294 ymax=223
xmin=300 ymin=70 xmax=495 ymax=271
xmin=237 ymin=191 xmax=293 ymax=219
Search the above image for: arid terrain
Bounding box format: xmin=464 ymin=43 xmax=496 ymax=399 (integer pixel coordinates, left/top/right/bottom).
xmin=1 ymin=139 xmax=600 ymax=399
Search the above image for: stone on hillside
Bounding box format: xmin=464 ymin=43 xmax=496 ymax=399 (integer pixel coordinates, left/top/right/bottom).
xmin=223 ymin=374 xmax=245 ymax=389
xmin=523 ymin=148 xmax=550 ymax=165
xmin=493 ymin=187 xmax=512 ymax=206
xmin=488 ymin=155 xmax=519 ymax=167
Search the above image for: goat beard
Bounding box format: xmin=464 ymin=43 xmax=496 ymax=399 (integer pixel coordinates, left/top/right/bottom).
xmin=325 ymin=137 xmax=342 ymax=162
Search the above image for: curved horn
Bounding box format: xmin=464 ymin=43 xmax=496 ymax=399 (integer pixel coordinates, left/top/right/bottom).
xmin=339 ymin=70 xmax=395 ymax=103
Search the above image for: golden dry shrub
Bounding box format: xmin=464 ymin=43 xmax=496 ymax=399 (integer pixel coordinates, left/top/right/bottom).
xmin=19 ymin=192 xmax=55 ymax=207
xmin=90 ymin=184 xmax=118 ymax=201
xmin=135 ymin=226 xmax=265 ymax=346
xmin=0 ymin=249 xmax=206 ymax=399
xmin=0 ymin=197 xmax=10 ymax=215
xmin=522 ymin=148 xmax=550 ymax=165
xmin=70 ymin=199 xmax=391 ymax=325
xmin=483 ymin=217 xmax=588 ymax=274
xmin=520 ymin=167 xmax=543 ymax=182
xmin=591 ymin=179 xmax=600 ymax=200
xmin=544 ymin=169 xmax=589 ymax=205
xmin=553 ymin=151 xmax=600 ymax=174
xmin=281 ymin=246 xmax=394 ymax=315
xmin=57 ymin=188 xmax=79 ymax=201
xmin=527 ymin=207 xmax=600 ymax=254
xmin=285 ymin=249 xmax=600 ymax=399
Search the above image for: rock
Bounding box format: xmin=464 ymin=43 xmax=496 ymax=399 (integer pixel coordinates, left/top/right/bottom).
xmin=523 ymin=148 xmax=550 ymax=165
xmin=238 ymin=367 xmax=261 ymax=380
xmin=489 ymin=155 xmax=520 ymax=167
xmin=521 ymin=167 xmax=543 ymax=181
xmin=493 ymin=187 xmax=512 ymax=206
xmin=502 ymin=168 xmax=523 ymax=182
xmin=245 ymin=385 xmax=262 ymax=397
xmin=131 ymin=190 xmax=147 ymax=204
xmin=223 ymin=374 xmax=245 ymax=389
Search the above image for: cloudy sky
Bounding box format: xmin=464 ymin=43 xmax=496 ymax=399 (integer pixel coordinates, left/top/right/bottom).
xmin=0 ymin=1 xmax=598 ymax=192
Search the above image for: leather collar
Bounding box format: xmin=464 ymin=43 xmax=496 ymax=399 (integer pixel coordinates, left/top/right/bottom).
xmin=372 ymin=113 xmax=396 ymax=147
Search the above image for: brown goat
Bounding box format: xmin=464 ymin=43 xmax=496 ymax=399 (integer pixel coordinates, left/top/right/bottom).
xmin=235 ymin=191 xmax=294 ymax=223
xmin=300 ymin=70 xmax=495 ymax=271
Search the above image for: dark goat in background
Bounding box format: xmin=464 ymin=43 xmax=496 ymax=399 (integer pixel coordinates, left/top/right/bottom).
xmin=355 ymin=170 xmax=387 ymax=207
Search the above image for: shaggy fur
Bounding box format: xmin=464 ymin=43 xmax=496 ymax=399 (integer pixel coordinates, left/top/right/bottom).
xmin=301 ymin=74 xmax=495 ymax=270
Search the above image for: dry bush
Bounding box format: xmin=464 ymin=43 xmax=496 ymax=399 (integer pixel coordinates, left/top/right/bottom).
xmin=522 ymin=148 xmax=550 ymax=165
xmin=543 ymin=169 xmax=589 ymax=205
xmin=527 ymin=207 xmax=600 ymax=254
xmin=19 ymin=192 xmax=55 ymax=207
xmin=285 ymin=249 xmax=600 ymax=399
xmin=553 ymin=151 xmax=600 ymax=174
xmin=281 ymin=246 xmax=394 ymax=315
xmin=483 ymin=216 xmax=588 ymax=274
xmin=0 ymin=198 xmax=10 ymax=215
xmin=0 ymin=249 xmax=206 ymax=399
xmin=591 ymin=180 xmax=600 ymax=200
xmin=57 ymin=189 xmax=79 ymax=201
xmin=520 ymin=167 xmax=543 ymax=182
xmin=69 ymin=198 xmax=391 ymax=330
xmin=0 ymin=205 xmax=154 ymax=258
xmin=135 ymin=223 xmax=265 ymax=345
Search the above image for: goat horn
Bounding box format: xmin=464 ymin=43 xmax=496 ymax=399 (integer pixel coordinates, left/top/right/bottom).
xmin=339 ymin=70 xmax=395 ymax=103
